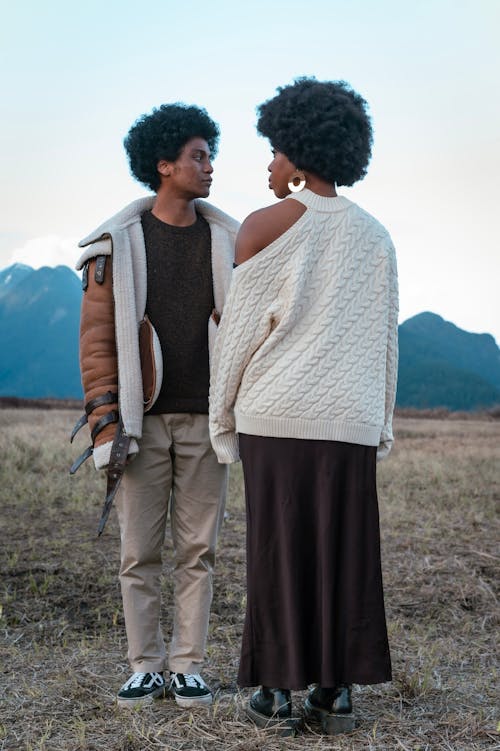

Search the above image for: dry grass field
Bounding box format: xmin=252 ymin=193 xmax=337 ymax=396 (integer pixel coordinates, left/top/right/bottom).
xmin=0 ymin=409 xmax=499 ymax=751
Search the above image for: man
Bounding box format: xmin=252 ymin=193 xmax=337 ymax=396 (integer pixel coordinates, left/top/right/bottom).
xmin=72 ymin=104 xmax=238 ymax=707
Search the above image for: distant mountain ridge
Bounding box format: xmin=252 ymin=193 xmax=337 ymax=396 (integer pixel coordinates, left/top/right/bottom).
xmin=0 ymin=263 xmax=82 ymax=399
xmin=0 ymin=263 xmax=34 ymax=298
xmin=0 ymin=264 xmax=499 ymax=410
xmin=397 ymin=312 xmax=500 ymax=410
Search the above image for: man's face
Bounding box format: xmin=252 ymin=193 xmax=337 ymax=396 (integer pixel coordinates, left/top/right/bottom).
xmin=159 ymin=137 xmax=213 ymax=199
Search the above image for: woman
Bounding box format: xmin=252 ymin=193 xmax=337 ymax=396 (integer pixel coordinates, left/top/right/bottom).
xmin=209 ymin=78 xmax=398 ymax=735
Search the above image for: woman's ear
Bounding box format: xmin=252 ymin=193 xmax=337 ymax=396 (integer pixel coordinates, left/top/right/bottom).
xmin=157 ymin=160 xmax=171 ymax=177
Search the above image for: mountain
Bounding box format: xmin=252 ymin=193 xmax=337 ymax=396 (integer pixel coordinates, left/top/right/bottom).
xmin=0 ymin=263 xmax=83 ymax=399
xmin=0 ymin=265 xmax=499 ymax=410
xmin=397 ymin=312 xmax=500 ymax=410
xmin=0 ymin=263 xmax=34 ymax=298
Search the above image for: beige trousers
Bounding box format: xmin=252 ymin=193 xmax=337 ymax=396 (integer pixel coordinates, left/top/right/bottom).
xmin=115 ymin=413 xmax=227 ymax=674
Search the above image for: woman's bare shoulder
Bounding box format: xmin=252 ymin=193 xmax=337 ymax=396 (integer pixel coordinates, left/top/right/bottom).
xmin=235 ymin=199 xmax=307 ymax=265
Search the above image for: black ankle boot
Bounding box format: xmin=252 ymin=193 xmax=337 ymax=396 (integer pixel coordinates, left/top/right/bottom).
xmin=250 ymin=686 xmax=291 ymax=719
xmin=306 ymin=683 xmax=352 ymax=714
xmin=304 ymin=684 xmax=355 ymax=735
xmin=246 ymin=686 xmax=301 ymax=735
xmin=332 ymin=684 xmax=352 ymax=714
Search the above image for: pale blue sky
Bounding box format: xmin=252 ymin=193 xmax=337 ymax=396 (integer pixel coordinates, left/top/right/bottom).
xmin=1 ymin=0 xmax=499 ymax=340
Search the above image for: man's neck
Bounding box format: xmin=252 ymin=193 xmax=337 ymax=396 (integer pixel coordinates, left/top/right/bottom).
xmin=151 ymin=192 xmax=198 ymax=227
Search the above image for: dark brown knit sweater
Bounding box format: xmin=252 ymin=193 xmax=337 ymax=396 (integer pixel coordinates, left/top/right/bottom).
xmin=141 ymin=210 xmax=214 ymax=414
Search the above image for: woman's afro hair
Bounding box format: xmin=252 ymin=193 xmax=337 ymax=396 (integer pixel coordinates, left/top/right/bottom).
xmin=257 ymin=77 xmax=373 ymax=187
xmin=123 ymin=103 xmax=220 ymax=192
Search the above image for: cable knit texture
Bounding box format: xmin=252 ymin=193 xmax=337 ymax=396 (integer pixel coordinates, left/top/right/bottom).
xmin=209 ymin=190 xmax=398 ymax=464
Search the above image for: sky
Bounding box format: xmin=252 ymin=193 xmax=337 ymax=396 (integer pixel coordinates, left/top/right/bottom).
xmin=1 ymin=0 xmax=499 ymax=343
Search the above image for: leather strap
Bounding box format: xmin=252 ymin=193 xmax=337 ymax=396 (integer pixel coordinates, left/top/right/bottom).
xmin=85 ymin=391 xmax=118 ymax=415
xmin=68 ymin=410 xmax=122 ymax=478
xmin=94 ymin=255 xmax=107 ymax=284
xmin=69 ymin=445 xmax=93 ymax=475
xmin=90 ymin=410 xmax=119 ymax=443
xmin=97 ymin=420 xmax=131 ymax=536
xmin=82 ymin=262 xmax=89 ymax=291
xmin=70 ymin=391 xmax=119 ymax=443
xmin=70 ymin=413 xmax=88 ymax=444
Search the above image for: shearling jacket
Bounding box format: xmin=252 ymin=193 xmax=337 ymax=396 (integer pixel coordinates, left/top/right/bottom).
xmin=76 ymin=196 xmax=238 ymax=470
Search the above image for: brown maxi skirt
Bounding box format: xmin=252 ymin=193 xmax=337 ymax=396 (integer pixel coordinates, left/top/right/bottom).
xmin=237 ymin=434 xmax=392 ymax=690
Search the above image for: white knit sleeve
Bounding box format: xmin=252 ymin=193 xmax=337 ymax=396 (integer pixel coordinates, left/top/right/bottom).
xmin=209 ymin=269 xmax=275 ymax=463
xmin=377 ymin=243 xmax=399 ymax=461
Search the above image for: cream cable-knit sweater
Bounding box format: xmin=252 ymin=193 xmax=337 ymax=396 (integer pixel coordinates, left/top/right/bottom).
xmin=209 ymin=189 xmax=398 ymax=464
xmin=76 ymin=195 xmax=238 ymax=469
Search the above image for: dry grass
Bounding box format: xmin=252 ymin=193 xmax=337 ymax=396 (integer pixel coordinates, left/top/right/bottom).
xmin=0 ymin=410 xmax=499 ymax=750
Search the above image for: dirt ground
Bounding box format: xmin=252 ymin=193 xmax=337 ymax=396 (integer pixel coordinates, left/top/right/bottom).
xmin=0 ymin=410 xmax=499 ymax=750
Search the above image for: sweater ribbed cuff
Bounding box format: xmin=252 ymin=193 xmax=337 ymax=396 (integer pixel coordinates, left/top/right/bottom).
xmin=210 ymin=431 xmax=240 ymax=464
xmin=376 ymin=438 xmax=393 ymax=462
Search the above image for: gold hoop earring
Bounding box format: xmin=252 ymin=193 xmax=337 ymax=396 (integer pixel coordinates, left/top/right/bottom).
xmin=288 ymin=170 xmax=306 ymax=193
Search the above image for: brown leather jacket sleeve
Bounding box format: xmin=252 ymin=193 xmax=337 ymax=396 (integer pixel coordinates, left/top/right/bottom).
xmin=79 ymin=256 xmax=118 ymax=449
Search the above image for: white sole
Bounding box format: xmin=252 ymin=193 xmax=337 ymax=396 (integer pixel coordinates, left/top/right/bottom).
xmin=116 ymin=686 xmax=165 ymax=708
xmin=171 ymin=691 xmax=213 ymax=708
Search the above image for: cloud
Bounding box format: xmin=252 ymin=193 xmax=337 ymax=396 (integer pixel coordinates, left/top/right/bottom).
xmin=5 ymin=235 xmax=80 ymax=273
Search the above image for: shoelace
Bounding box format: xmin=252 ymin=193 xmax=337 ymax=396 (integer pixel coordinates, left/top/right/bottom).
xmin=185 ymin=673 xmax=204 ymax=688
xmin=124 ymin=672 xmax=163 ymax=689
xmin=173 ymin=672 xmax=205 ymax=688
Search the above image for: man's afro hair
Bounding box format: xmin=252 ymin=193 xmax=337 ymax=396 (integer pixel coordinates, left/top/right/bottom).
xmin=124 ymin=103 xmax=220 ymax=191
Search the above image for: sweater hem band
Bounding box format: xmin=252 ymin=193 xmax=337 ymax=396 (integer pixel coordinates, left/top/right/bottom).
xmin=234 ymin=412 xmax=381 ymax=446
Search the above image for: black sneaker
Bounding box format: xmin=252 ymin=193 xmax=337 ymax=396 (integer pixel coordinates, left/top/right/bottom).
xmin=116 ymin=671 xmax=166 ymax=707
xmin=168 ymin=672 xmax=212 ymax=707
